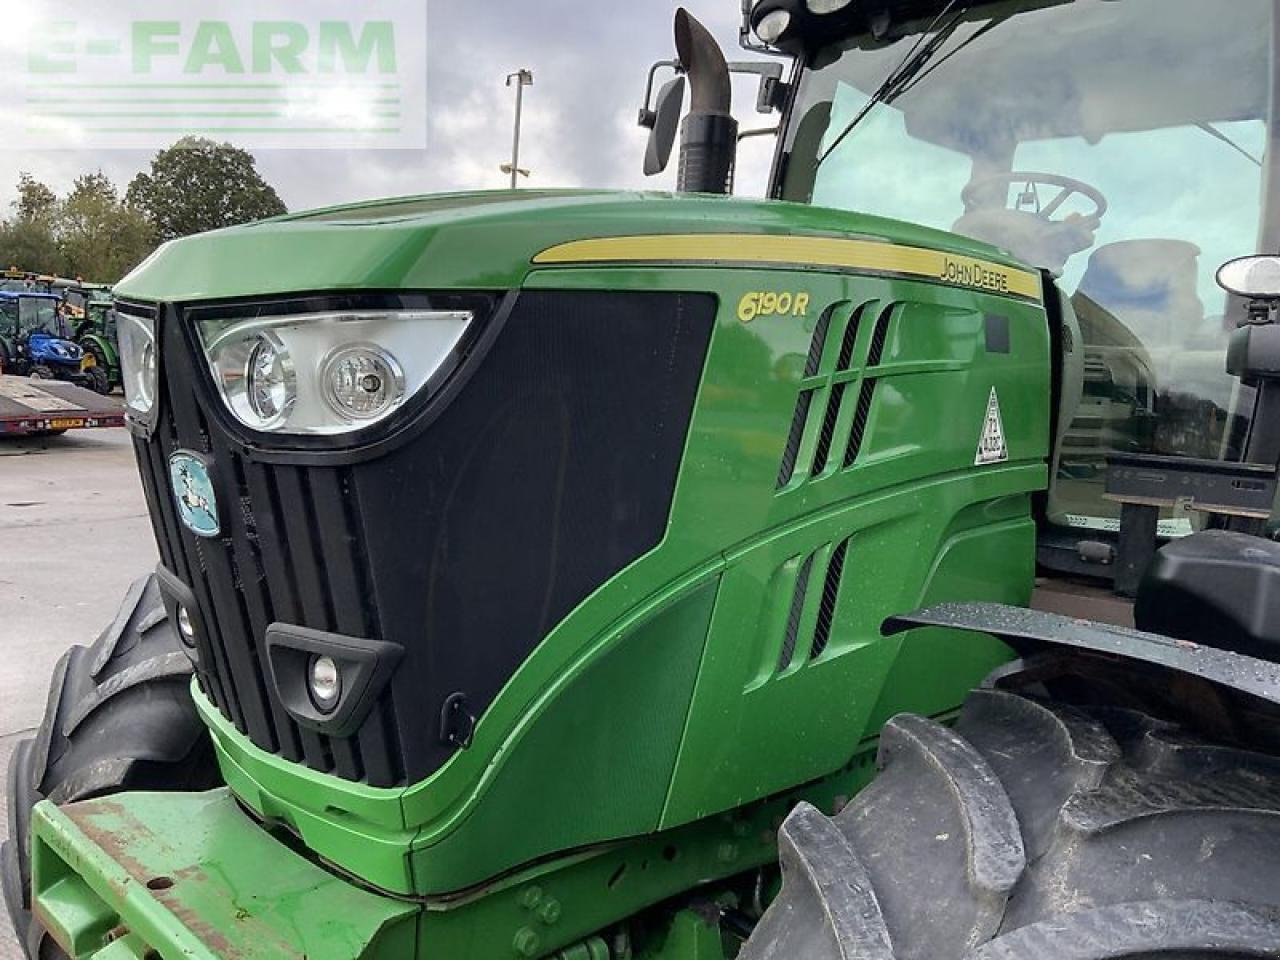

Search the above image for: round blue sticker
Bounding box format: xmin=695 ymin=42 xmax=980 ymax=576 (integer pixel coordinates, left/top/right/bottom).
xmin=169 ymin=451 xmax=220 ymax=538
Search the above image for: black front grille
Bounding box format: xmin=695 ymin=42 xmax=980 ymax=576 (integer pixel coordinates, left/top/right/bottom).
xmin=131 ymin=290 xmax=715 ymax=786
xmin=135 ymin=337 xmax=404 ymax=784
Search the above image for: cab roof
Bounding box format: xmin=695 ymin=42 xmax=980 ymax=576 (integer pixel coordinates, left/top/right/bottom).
xmin=0 ymin=291 xmax=63 ymax=302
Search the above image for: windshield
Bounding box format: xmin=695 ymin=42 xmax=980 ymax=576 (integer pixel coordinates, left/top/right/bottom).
xmin=18 ymin=299 xmax=61 ymax=337
xmin=780 ymin=0 xmax=1274 ymax=535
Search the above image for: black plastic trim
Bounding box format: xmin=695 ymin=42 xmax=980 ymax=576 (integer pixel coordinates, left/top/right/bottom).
xmin=153 ymin=564 xmax=205 ymax=667
xmin=264 ymin=623 xmax=403 ymax=737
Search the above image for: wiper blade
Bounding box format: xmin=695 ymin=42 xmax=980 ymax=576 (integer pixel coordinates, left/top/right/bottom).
xmin=816 ymin=0 xmax=968 ymax=169
xmin=1197 ymin=122 xmax=1262 ymax=167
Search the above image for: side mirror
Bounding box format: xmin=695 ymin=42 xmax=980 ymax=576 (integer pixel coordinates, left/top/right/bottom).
xmin=643 ymin=75 xmax=686 ymax=176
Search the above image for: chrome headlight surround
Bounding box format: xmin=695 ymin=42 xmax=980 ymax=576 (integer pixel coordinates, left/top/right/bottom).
xmin=196 ymin=307 xmax=474 ymax=437
xmin=117 ymin=305 xmax=160 ymax=430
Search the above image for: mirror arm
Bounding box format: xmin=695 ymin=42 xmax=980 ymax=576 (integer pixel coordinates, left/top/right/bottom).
xmin=638 ymin=59 xmax=684 ymax=128
xmin=725 ymin=61 xmax=790 ymax=114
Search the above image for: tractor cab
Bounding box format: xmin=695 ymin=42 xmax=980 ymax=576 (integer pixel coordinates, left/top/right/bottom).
xmin=761 ymin=0 xmax=1278 ymax=580
xmin=63 ymin=281 xmax=109 ymax=308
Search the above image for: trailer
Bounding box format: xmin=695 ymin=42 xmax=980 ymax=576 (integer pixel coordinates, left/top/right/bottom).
xmin=0 ymin=374 xmax=125 ymax=436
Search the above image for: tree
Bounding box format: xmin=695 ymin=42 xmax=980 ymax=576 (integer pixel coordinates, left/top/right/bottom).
xmin=0 ymin=173 xmax=63 ymax=275
xmin=15 ymin=173 xmax=57 ymax=223
xmin=56 ymin=173 xmax=154 ymax=281
xmin=126 ymin=137 xmax=287 ymax=243
xmin=0 ymin=220 xmax=64 ymax=276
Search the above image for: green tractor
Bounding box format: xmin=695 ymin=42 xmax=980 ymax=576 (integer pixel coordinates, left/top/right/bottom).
xmin=64 ymin=285 xmax=121 ymax=391
xmin=6 ymin=1 xmax=1280 ymax=958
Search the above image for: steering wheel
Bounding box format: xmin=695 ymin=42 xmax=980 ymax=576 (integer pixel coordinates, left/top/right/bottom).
xmin=962 ymin=172 xmax=1108 ymax=227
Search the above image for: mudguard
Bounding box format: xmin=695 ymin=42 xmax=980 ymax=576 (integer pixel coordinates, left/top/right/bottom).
xmin=883 ymin=602 xmax=1280 ymax=707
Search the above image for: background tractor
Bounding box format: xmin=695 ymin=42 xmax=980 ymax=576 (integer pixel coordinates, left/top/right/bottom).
xmin=63 ymin=285 xmax=121 ymax=390
xmin=5 ymin=1 xmax=1280 ymax=958
xmin=0 ymin=291 xmax=109 ymax=394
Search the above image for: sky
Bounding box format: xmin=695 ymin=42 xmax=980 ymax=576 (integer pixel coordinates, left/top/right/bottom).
xmin=0 ymin=1 xmax=784 ymax=214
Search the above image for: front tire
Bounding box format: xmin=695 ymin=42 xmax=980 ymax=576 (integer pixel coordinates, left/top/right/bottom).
xmin=742 ymin=662 xmax=1280 ymax=959
xmin=1 ymin=575 xmax=218 ymax=958
xmin=85 ymin=364 xmax=109 ymax=395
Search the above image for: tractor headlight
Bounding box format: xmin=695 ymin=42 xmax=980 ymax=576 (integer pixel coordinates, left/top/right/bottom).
xmin=118 ymin=310 xmax=158 ymax=417
xmin=197 ymin=309 xmax=472 ymax=435
xmin=755 ymin=8 xmax=792 ymax=42
xmin=241 ymin=331 xmax=296 ymax=430
xmin=806 ymin=0 xmax=855 ymax=13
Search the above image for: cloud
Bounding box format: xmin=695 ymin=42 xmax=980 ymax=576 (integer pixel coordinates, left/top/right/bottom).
xmin=0 ymin=1 xmax=783 ymax=214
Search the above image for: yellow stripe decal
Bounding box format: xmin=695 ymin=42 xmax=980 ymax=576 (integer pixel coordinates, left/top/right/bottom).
xmin=533 ymin=234 xmax=1042 ymax=302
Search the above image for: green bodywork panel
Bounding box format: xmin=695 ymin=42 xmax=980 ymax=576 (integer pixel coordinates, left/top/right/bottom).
xmin=187 ymin=255 xmax=1047 ymax=896
xmin=114 ymin=190 xmax=1032 ymax=303
xmin=30 ymin=188 xmax=1055 ymax=956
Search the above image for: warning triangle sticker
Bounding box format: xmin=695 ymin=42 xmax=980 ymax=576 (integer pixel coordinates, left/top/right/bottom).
xmin=975 ymin=386 xmax=1009 ymax=466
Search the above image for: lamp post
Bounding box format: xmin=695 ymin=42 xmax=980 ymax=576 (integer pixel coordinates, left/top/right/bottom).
xmin=504 ymin=69 xmax=534 ymax=188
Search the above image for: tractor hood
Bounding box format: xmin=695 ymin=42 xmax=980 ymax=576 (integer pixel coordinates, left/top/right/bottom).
xmin=28 ymin=332 xmax=82 ymax=361
xmin=113 ymin=189 xmax=1030 ymax=303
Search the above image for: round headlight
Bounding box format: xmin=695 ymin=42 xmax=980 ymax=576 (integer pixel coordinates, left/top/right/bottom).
xmin=806 ymin=0 xmax=855 ymax=12
xmin=321 ymin=344 xmax=405 ymax=421
xmin=308 ymin=655 xmax=341 ymax=713
xmin=244 ymin=332 xmax=296 ymax=428
xmin=755 ymin=8 xmax=792 ymax=43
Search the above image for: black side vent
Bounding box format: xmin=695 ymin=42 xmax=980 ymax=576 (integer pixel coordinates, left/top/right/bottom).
xmin=844 ymin=379 xmax=877 ymax=468
xmin=777 ymin=391 xmax=813 ymax=489
xmin=779 ymin=554 xmax=814 ymax=671
xmin=811 ymin=539 xmax=848 ymax=660
xmin=836 ymin=303 xmax=868 ymax=371
xmin=804 ymin=305 xmax=837 ymax=377
xmin=810 ymin=383 xmax=846 ymax=477
xmin=867 ymin=304 xmax=894 ymax=367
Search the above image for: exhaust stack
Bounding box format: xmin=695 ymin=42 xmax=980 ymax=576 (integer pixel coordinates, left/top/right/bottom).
xmin=674 ymin=9 xmax=737 ymax=194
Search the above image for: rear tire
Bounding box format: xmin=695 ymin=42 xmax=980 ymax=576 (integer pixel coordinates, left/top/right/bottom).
xmin=741 ymin=662 xmax=1280 ymax=960
xmin=1 ymin=575 xmax=218 ymax=959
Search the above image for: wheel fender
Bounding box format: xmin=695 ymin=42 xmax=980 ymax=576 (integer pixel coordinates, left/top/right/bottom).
xmin=883 ymin=602 xmax=1280 ymax=707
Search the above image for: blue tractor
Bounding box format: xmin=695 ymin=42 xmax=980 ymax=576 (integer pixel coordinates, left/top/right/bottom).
xmin=0 ymin=291 xmax=110 ymax=393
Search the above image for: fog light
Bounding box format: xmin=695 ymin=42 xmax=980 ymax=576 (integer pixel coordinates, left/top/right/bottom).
xmin=755 ymin=8 xmax=792 ymax=43
xmin=176 ymin=605 xmax=196 ymax=646
xmin=309 ymin=655 xmax=342 ymax=713
xmin=321 ymin=344 xmax=405 ymax=421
